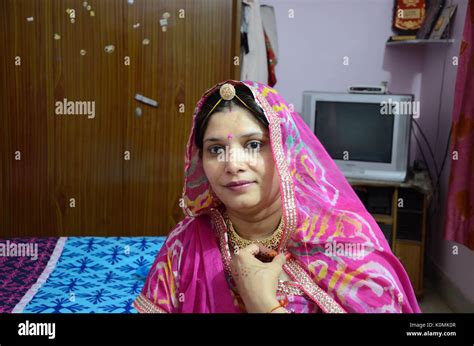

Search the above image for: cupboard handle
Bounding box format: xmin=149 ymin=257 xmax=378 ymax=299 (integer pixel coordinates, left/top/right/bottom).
xmin=135 ymin=94 xmax=159 ymax=108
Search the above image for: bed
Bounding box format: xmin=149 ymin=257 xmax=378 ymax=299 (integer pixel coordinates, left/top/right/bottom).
xmin=0 ymin=236 xmax=165 ymax=313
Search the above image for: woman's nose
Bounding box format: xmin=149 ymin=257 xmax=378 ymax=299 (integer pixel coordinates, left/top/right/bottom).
xmin=224 ymin=147 xmax=248 ymax=173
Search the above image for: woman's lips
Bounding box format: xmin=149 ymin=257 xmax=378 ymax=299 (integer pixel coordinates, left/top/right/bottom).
xmin=225 ymin=181 xmax=255 ymax=192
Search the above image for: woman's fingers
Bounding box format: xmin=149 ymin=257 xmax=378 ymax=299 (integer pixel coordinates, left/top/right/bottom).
xmin=240 ymin=243 xmax=260 ymax=256
xmin=238 ymin=244 xmax=287 ymax=273
xmin=271 ymin=253 xmax=286 ymax=267
xmin=239 ymin=244 xmax=279 ymax=263
xmin=240 ymin=243 xmax=282 ymax=260
xmin=256 ymin=243 xmax=278 ymax=257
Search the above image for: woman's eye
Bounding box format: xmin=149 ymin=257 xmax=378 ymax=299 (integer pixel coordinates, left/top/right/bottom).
xmin=246 ymin=141 xmax=262 ymax=151
xmin=208 ymin=146 xmax=225 ymax=155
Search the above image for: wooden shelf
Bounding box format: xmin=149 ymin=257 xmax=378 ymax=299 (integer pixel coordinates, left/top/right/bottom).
xmin=398 ymin=209 xmax=423 ymax=215
xmin=373 ymin=214 xmax=393 ymax=225
xmin=348 ymin=170 xmax=433 ymax=195
xmin=386 ymin=39 xmax=455 ymax=45
xmin=397 ymin=239 xmax=423 ymax=246
xmin=350 ymin=172 xmax=431 ymax=298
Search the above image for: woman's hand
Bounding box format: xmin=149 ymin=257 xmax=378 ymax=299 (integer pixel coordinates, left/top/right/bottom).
xmin=230 ymin=243 xmax=286 ymax=313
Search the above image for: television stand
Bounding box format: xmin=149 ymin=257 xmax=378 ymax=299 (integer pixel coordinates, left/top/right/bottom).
xmin=347 ymin=170 xmax=432 ymax=297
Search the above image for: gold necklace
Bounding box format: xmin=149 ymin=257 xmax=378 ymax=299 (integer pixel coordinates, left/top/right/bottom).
xmin=225 ymin=213 xmax=284 ymax=253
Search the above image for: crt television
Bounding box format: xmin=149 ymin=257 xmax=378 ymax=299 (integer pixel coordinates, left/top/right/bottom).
xmin=301 ymin=92 xmax=413 ymax=182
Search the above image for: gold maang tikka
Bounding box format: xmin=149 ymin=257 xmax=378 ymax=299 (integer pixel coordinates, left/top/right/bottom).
xmin=204 ymin=83 xmax=255 ymax=121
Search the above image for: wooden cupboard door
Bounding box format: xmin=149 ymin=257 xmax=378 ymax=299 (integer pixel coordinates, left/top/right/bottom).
xmin=49 ymin=0 xmax=127 ymax=235
xmin=0 ymin=0 xmax=240 ymax=236
xmin=0 ymin=0 xmax=56 ymax=236
xmin=123 ymin=0 xmax=240 ymax=235
xmin=395 ymin=241 xmax=423 ymax=295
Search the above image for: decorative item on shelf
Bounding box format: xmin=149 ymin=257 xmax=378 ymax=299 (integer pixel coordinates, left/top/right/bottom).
xmin=389 ymin=34 xmax=417 ymax=41
xmin=429 ymin=4 xmax=457 ymax=39
xmin=392 ymin=0 xmax=427 ymax=35
xmin=416 ymin=0 xmax=445 ymax=39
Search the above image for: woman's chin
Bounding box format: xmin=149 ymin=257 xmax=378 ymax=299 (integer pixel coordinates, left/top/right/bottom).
xmin=223 ymin=196 xmax=260 ymax=211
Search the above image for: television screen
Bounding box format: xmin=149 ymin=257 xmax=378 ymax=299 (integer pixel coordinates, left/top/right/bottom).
xmin=314 ymin=101 xmax=394 ymax=163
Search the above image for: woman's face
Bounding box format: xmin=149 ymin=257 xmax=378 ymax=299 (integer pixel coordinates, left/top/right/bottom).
xmin=202 ymin=107 xmax=281 ymax=215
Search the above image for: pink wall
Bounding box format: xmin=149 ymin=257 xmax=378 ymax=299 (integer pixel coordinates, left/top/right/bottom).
xmin=262 ymin=0 xmax=473 ymax=305
xmin=261 ymin=0 xmax=421 ymax=109
xmin=261 ymin=0 xmax=424 ymax=164
xmin=418 ymin=0 xmax=474 ymax=306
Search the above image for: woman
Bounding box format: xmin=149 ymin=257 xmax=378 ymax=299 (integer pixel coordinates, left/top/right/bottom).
xmin=134 ymin=80 xmax=420 ymax=313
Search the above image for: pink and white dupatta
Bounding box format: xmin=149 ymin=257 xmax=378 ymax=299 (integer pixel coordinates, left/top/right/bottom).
xmin=134 ymin=80 xmax=420 ymax=313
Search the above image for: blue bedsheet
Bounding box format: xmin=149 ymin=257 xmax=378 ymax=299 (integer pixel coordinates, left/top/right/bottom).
xmin=21 ymin=237 xmax=165 ymax=313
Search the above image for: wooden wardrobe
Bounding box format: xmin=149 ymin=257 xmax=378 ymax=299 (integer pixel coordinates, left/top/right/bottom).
xmin=0 ymin=0 xmax=242 ymax=236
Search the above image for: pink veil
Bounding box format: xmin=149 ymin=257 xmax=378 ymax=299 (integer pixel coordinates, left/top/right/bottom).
xmin=135 ymin=80 xmax=420 ymax=313
xmin=181 ymin=80 xmax=420 ymax=313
